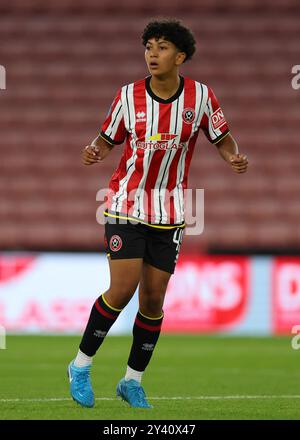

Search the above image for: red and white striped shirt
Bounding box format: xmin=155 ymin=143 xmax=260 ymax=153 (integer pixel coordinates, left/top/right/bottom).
xmin=101 ymin=75 xmax=229 ymax=226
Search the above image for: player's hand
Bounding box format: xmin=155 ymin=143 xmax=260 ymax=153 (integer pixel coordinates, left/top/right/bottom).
xmin=229 ymin=153 xmax=248 ymax=173
xmin=81 ymin=145 xmax=102 ymax=165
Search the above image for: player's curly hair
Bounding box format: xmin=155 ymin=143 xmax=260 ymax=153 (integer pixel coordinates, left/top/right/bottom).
xmin=142 ymin=19 xmax=196 ymax=63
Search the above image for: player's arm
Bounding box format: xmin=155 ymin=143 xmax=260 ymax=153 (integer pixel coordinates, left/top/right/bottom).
xmin=215 ymin=133 xmax=248 ymax=174
xmin=200 ymin=86 xmax=248 ymax=174
xmin=81 ymin=135 xmax=114 ymax=166
xmin=82 ymin=88 xmax=126 ymax=165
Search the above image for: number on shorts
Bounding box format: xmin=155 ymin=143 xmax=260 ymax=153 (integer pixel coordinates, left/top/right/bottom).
xmin=173 ymin=228 xmax=184 ymax=262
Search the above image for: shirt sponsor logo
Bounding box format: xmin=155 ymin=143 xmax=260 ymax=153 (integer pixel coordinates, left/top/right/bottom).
xmin=149 ymin=134 xmax=177 ymax=141
xmin=136 ymin=133 xmax=186 ymax=150
xmin=211 ymin=107 xmax=226 ymax=130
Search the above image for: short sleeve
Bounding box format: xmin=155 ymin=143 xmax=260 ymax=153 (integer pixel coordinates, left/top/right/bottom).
xmin=100 ymin=89 xmax=127 ymax=145
xmin=200 ymin=87 xmax=230 ymax=144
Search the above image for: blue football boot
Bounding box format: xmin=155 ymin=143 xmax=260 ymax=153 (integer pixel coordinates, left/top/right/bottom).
xmin=116 ymin=378 xmax=153 ymax=408
xmin=67 ymin=360 xmax=94 ymax=408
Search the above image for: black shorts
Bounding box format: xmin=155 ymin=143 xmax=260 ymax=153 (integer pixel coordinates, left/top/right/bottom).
xmin=104 ymin=217 xmax=185 ymax=274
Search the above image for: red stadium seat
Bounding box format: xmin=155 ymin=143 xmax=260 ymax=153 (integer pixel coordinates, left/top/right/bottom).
xmin=0 ymin=1 xmax=299 ymax=251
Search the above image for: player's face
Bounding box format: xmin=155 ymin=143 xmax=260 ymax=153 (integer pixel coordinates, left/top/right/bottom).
xmin=145 ymin=38 xmax=185 ymax=77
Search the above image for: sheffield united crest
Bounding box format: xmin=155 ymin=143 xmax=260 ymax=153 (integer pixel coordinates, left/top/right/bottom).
xmin=109 ymin=235 xmax=123 ymax=252
xmin=182 ymin=108 xmax=195 ymax=124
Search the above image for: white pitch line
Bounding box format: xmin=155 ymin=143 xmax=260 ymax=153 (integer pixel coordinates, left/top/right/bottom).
xmin=151 ymin=395 xmax=300 ymax=400
xmin=1 ymin=395 xmax=300 ymax=403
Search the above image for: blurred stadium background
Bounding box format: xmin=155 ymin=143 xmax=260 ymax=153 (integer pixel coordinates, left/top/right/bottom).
xmin=1 ymin=0 xmax=300 ymax=420
xmin=1 ymin=0 xmax=300 ymax=335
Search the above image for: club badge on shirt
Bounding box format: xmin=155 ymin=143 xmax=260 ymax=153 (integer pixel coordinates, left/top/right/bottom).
xmin=182 ymin=108 xmax=195 ymax=124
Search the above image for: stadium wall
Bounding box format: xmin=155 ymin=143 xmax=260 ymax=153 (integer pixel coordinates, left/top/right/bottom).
xmin=0 ymin=253 xmax=299 ymax=336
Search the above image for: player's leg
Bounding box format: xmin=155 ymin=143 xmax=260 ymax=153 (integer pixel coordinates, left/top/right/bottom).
xmin=68 ymin=258 xmax=143 ymax=408
xmin=68 ymin=220 xmax=146 ymax=408
xmin=127 ymin=227 xmax=184 ymax=381
xmin=78 ymin=257 xmax=143 ymax=359
xmin=116 ymin=263 xmax=171 ymax=408
xmin=116 ymin=226 xmax=184 ymax=408
xmin=128 ymin=262 xmax=170 ymax=376
xmin=128 ymin=262 xmax=170 ymax=375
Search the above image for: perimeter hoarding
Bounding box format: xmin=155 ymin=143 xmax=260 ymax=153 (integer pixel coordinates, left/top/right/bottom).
xmin=0 ymin=253 xmax=299 ymax=335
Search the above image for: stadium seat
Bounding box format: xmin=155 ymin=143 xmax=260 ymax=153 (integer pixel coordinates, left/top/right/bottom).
xmin=0 ymin=0 xmax=299 ymax=252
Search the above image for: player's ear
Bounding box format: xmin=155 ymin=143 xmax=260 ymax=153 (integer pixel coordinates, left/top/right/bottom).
xmin=175 ymin=51 xmax=186 ymax=66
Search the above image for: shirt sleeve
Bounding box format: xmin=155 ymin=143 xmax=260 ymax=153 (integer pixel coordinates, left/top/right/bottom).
xmin=100 ymin=89 xmax=127 ymax=145
xmin=200 ymin=87 xmax=230 ymax=144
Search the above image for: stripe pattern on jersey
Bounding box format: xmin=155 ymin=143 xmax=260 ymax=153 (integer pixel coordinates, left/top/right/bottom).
xmin=100 ymin=76 xmax=229 ymax=225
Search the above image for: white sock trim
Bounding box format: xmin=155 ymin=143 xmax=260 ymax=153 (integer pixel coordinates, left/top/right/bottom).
xmin=74 ymin=349 xmax=93 ymax=368
xmin=125 ymin=365 xmax=143 ymax=384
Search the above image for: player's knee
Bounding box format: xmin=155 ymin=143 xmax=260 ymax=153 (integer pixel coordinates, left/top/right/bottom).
xmin=105 ymin=285 xmax=136 ymax=309
xmin=140 ymin=292 xmax=164 ymax=316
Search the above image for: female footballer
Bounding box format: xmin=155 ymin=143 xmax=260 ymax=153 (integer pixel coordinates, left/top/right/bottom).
xmin=67 ymin=19 xmax=248 ymax=409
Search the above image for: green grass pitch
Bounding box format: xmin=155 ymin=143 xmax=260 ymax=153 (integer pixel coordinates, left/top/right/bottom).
xmin=0 ymin=335 xmax=299 ymax=420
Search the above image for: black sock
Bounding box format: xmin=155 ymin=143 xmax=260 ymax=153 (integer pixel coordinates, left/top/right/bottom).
xmin=79 ymin=294 xmax=122 ymax=356
xmin=127 ymin=310 xmax=164 ymax=372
